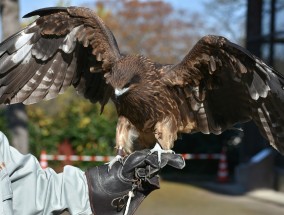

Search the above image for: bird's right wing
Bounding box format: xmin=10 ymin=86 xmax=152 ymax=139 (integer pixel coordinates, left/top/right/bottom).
xmin=0 ymin=7 xmax=121 ymax=109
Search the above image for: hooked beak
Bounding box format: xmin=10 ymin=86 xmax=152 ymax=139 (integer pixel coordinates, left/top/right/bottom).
xmin=115 ymin=87 xmax=129 ymax=97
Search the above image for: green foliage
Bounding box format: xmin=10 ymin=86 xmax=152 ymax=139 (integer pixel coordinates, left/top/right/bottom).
xmin=27 ymin=88 xmax=117 ymax=161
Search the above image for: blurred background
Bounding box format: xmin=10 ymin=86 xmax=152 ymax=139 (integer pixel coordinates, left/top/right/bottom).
xmin=1 ymin=0 xmax=284 ymax=214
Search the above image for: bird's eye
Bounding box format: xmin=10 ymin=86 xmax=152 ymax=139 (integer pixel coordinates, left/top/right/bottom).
xmin=123 ymin=82 xmax=131 ymax=89
xmin=122 ymin=75 xmax=140 ymax=89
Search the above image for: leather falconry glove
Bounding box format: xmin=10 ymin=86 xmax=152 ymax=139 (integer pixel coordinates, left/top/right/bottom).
xmin=85 ymin=149 xmax=185 ymax=215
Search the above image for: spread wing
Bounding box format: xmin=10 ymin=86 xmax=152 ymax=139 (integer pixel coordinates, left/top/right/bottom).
xmin=163 ymin=35 xmax=284 ymax=153
xmin=0 ymin=7 xmax=121 ymax=107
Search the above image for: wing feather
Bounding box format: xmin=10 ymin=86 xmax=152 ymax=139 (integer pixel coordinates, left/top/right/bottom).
xmin=0 ymin=6 xmax=121 ymax=108
xmin=163 ymin=35 xmax=284 ymax=153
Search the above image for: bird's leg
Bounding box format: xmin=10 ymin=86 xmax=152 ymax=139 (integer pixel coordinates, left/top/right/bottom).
xmin=149 ymin=143 xmax=174 ymax=165
xmin=150 ymin=117 xmax=177 ymax=165
xmin=107 ymin=116 xmax=137 ymax=171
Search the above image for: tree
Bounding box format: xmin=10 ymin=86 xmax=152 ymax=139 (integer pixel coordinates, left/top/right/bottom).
xmin=203 ymin=0 xmax=247 ymax=44
xmin=92 ymin=0 xmax=205 ymax=64
xmin=0 ymin=0 xmax=29 ymax=154
xmin=27 ymin=88 xmax=117 ymax=169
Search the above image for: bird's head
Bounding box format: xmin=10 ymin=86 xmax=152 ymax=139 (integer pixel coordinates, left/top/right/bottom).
xmin=105 ymin=55 xmax=150 ymax=98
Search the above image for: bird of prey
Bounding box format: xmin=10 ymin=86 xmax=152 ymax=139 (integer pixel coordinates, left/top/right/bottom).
xmin=0 ymin=7 xmax=284 ymax=166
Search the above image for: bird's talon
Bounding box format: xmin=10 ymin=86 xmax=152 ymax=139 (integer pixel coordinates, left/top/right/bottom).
xmin=107 ymin=155 xmax=123 ymax=172
xmin=149 ymin=143 xmax=175 ymax=168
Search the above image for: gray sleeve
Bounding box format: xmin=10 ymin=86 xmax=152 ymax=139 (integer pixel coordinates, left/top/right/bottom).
xmin=0 ymin=132 xmax=93 ymax=215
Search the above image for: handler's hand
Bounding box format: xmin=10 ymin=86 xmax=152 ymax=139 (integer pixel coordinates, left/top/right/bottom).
xmin=85 ymin=149 xmax=185 ymax=215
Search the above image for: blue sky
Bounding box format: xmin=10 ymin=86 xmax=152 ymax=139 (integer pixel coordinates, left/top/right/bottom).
xmin=20 ymin=0 xmax=80 ymax=18
xmin=19 ymin=0 xmax=206 ymax=19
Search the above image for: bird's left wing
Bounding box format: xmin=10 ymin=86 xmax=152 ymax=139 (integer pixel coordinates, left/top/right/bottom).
xmin=162 ymin=35 xmax=284 ymax=153
xmin=0 ymin=7 xmax=121 ymax=107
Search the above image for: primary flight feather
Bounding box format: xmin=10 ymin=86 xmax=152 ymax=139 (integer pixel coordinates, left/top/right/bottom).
xmin=0 ymin=7 xmax=284 ymax=165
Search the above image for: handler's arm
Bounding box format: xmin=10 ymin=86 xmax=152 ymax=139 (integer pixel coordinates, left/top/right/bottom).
xmin=0 ymin=132 xmax=92 ymax=215
xmin=0 ymin=131 xmax=185 ymax=215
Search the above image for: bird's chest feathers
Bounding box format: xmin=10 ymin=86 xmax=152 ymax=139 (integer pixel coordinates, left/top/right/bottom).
xmin=115 ymin=87 xmax=177 ymax=131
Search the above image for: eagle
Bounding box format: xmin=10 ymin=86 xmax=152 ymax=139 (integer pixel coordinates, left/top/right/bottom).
xmin=0 ymin=7 xmax=284 ymax=167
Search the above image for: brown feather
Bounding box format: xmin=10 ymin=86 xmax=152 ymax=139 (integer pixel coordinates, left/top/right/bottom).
xmin=0 ymin=8 xmax=284 ymax=159
xmin=0 ymin=6 xmax=121 ymax=106
xmin=162 ymin=35 xmax=284 ymax=153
